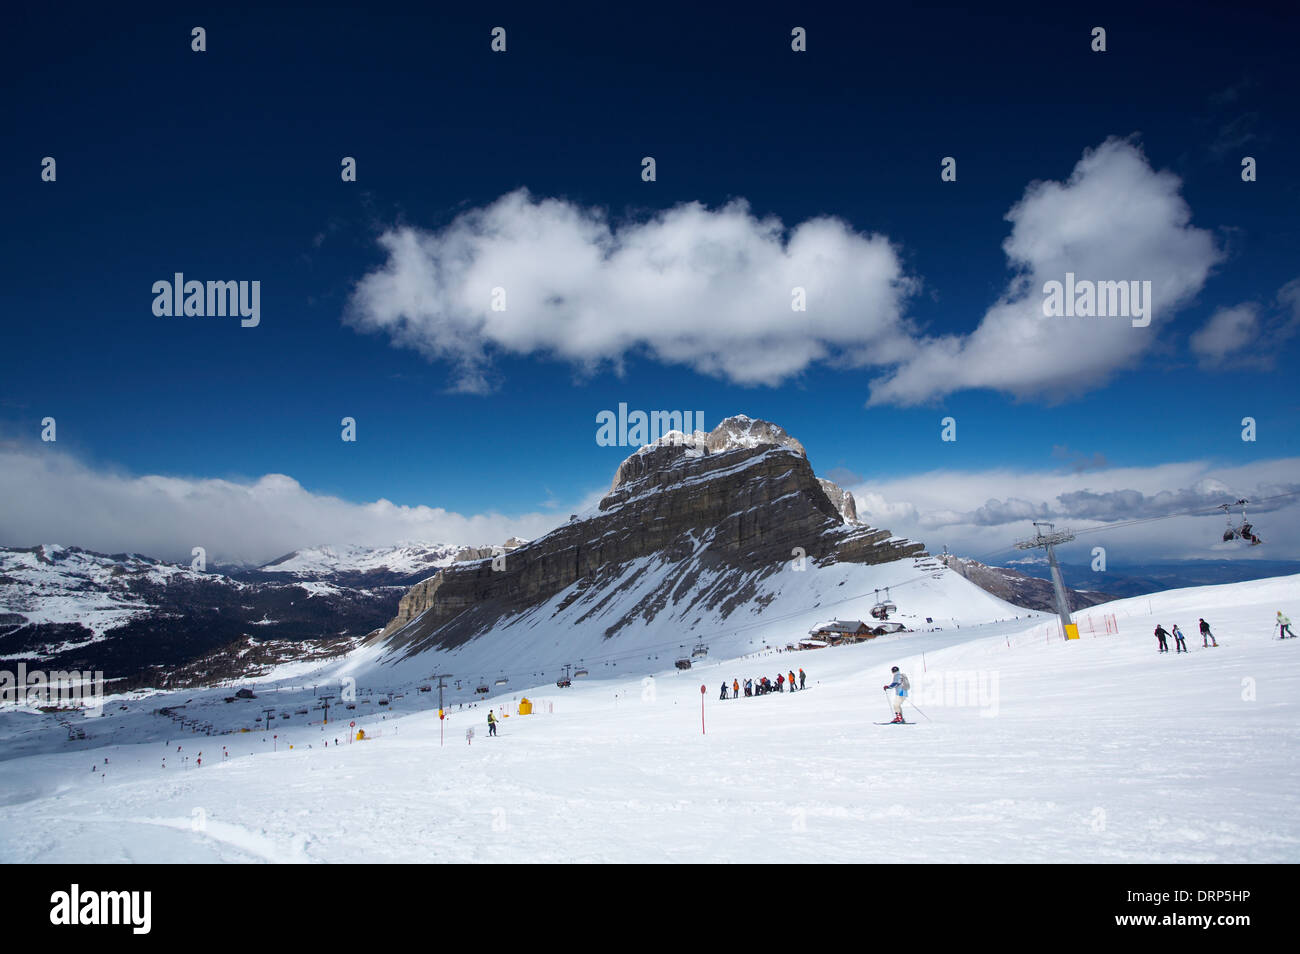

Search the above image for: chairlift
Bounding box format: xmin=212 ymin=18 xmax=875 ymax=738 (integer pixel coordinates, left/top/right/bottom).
xmin=870 ymin=587 xmax=897 ymax=620
xmin=1220 ymin=499 xmax=1262 ymax=545
xmin=691 ymin=643 xmax=708 ymax=659
xmin=556 ymin=664 xmax=574 ymax=687
xmin=494 ymin=677 xmax=509 ymax=686
xmin=475 ymin=679 xmax=490 ymax=695
xmin=573 ymin=668 xmax=589 ymax=678
xmin=675 ymin=658 xmax=692 ymax=670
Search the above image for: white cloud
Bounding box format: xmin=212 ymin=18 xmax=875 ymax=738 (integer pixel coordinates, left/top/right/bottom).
xmin=0 ymin=446 xmax=578 ymax=566
xmin=1189 ymin=303 xmax=1260 ymax=362
xmin=347 ymin=189 xmax=918 ymax=392
xmin=868 ymin=138 xmax=1223 ymax=405
xmin=1190 ymin=279 xmax=1300 ymax=368
xmin=846 ymin=458 xmax=1300 ymax=562
xmin=348 ymin=140 xmax=1225 ymax=405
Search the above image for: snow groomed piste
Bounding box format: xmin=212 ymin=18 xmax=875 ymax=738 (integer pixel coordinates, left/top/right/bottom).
xmin=1 ymin=571 xmax=1296 ymax=863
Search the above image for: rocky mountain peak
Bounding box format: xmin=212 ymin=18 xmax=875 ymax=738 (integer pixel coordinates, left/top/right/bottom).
xmin=377 ymin=414 xmax=926 ymax=655
xmin=610 ymin=414 xmax=806 ymax=493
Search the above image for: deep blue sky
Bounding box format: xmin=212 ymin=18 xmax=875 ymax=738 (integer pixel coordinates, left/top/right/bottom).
xmin=3 ymin=1 xmax=1297 ymax=530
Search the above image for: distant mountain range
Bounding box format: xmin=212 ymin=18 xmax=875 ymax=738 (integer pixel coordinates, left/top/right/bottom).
xmin=1001 ymin=559 xmax=1300 ymax=600
xmin=0 ymin=542 xmax=517 ymax=690
xmin=942 ymin=557 xmax=1114 ymax=613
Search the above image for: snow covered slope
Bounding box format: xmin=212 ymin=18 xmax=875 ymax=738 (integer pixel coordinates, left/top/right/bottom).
xmin=345 ymin=555 xmax=1030 ymax=690
xmin=4 ymin=573 xmax=1294 ymax=862
xmin=257 ymin=543 xmax=466 ymax=580
xmin=0 ymin=545 xmax=226 ymax=642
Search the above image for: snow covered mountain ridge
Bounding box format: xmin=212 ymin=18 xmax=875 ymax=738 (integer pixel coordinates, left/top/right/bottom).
xmin=370 ymin=415 xmax=923 ymax=666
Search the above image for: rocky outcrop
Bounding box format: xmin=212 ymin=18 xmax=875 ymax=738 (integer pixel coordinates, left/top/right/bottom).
xmin=378 ymin=416 xmax=925 ymax=656
xmin=817 ymin=479 xmax=858 ymax=524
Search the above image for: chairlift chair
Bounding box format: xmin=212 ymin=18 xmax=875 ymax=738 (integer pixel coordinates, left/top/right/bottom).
xmin=1220 ymin=499 xmax=1263 ymax=545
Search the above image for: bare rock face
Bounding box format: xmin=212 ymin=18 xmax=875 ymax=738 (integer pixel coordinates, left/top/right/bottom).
xmin=378 ymin=416 xmax=925 ymax=655
xmin=817 ymin=478 xmax=859 ymax=524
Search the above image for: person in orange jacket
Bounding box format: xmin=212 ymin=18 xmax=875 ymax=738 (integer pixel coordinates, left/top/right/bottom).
xmin=732 ymin=678 xmax=740 ymax=699
xmin=788 ymin=669 xmax=796 ymax=691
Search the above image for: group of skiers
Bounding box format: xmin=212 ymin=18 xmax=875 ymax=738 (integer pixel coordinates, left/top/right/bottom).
xmin=1152 ymin=619 xmax=1216 ymax=653
xmin=721 ymin=669 xmax=807 ymax=699
xmin=1153 ymin=613 xmax=1295 ymax=652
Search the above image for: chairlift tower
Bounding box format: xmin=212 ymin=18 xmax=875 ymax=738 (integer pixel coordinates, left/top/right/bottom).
xmin=1015 ymin=521 xmax=1078 ymax=639
xmin=430 ymin=673 xmax=452 ymax=713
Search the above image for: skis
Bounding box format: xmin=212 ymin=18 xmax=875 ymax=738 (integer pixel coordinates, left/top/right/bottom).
xmin=874 ymin=720 xmax=911 ymax=725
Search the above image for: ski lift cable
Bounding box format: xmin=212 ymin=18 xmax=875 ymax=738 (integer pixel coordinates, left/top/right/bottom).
xmin=959 ymin=489 xmax=1300 ymax=566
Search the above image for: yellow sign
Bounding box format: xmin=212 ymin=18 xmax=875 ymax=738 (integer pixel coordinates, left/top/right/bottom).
xmin=1064 ymin=623 xmax=1080 ymax=640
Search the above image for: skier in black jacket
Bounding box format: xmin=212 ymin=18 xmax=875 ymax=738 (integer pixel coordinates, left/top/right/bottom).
xmin=1154 ymin=625 xmax=1170 ymax=653
xmin=1199 ymin=618 xmax=1217 ymax=647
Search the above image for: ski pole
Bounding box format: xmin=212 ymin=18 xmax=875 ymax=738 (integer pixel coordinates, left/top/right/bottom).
xmin=882 ymin=688 xmax=894 ymax=720
xmin=907 ymin=699 xmax=931 ymax=722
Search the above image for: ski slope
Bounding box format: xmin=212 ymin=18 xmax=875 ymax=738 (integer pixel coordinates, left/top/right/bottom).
xmin=0 ymin=574 xmax=1296 ymax=863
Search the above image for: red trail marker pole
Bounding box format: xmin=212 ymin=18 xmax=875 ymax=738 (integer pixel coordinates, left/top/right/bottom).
xmin=700 ymin=685 xmax=706 ymax=735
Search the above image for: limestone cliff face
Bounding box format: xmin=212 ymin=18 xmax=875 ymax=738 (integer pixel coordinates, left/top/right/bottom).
xmin=377 ymin=416 xmax=925 ymax=655
xmin=817 ymin=478 xmax=859 ymax=524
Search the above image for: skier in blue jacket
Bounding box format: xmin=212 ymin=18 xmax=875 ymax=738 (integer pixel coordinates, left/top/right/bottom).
xmin=882 ymin=666 xmax=910 ymax=723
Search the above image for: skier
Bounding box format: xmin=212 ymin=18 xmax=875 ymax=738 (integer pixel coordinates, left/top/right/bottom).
xmin=799 ymin=668 xmax=806 ymax=690
xmin=1280 ymin=612 xmax=1296 ymax=639
xmin=882 ymin=666 xmax=910 ymax=723
xmin=720 ymin=681 xmax=728 ymax=700
xmin=733 ymin=679 xmax=740 ymax=699
xmin=788 ymin=670 xmax=796 ymax=691
xmin=776 ymin=673 xmax=785 ymax=693
xmin=1154 ymin=624 xmax=1170 ymax=653
xmin=1172 ymin=624 xmax=1188 ymax=653
xmin=744 ymin=678 xmax=752 ymax=697
xmin=487 ymin=709 xmax=497 ymax=736
xmin=1199 ymin=618 xmax=1217 ymax=647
